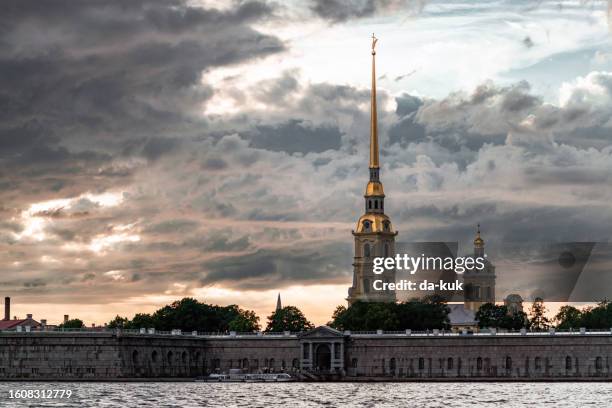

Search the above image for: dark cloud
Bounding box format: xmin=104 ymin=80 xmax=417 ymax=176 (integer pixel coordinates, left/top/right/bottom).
xmin=0 ymin=0 xmax=284 ymax=207
xmin=1 ymin=0 xmax=611 ymax=318
xmin=201 ymin=242 xmax=351 ymax=289
xmin=311 ymin=0 xmax=427 ymax=22
xmin=243 ymin=120 xmax=343 ymax=153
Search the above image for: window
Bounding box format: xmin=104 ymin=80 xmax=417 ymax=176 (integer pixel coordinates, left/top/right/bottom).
xmin=374 ymin=200 xmax=378 ymax=209
xmin=364 ymin=243 xmax=371 ymax=258
xmin=368 ymin=200 xmax=372 ymax=209
xmin=363 ymin=221 xmax=371 ymax=232
xmin=292 ymin=359 xmax=299 ymax=369
xmin=242 ymin=358 xmax=249 ymax=369
xmin=535 ymin=357 xmax=542 ymax=370
xmin=352 ymin=358 xmax=358 ymax=368
xmin=182 ymin=351 xmax=187 ymax=364
xmin=167 ymin=351 xmax=173 ymax=365
xmin=334 ymin=345 xmax=340 ymax=360
xmin=447 ymin=358 xmax=453 ymax=370
xmin=132 ymin=350 xmax=139 ymax=363
xmin=383 ymin=221 xmax=390 ymax=232
xmin=303 ymin=346 xmax=309 ymax=359
xmin=418 ymin=358 xmax=424 ymax=370
xmin=269 ymin=358 xmax=275 ymax=370
xmin=390 ymin=358 xmax=396 ymax=372
xmin=477 ymin=357 xmax=482 ymax=370
xmin=596 ymin=356 xmax=603 ymax=371
xmin=506 ymin=356 xmax=512 ymax=370
xmin=566 ymin=356 xmax=572 ymax=370
xmin=151 ymin=350 xmax=158 ymax=363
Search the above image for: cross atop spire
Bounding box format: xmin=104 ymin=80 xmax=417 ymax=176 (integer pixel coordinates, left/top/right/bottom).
xmin=371 ymin=33 xmax=378 ymax=54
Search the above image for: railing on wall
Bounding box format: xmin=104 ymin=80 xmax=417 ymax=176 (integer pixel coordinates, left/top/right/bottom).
xmin=1 ymin=327 xmax=612 ymax=337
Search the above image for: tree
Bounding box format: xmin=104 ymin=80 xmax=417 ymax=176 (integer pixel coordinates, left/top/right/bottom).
xmin=504 ymin=311 xmax=529 ymax=330
xmin=228 ymin=308 xmax=260 ymax=332
xmin=130 ymin=313 xmax=154 ymax=329
xmin=555 ymin=305 xmax=583 ymax=329
xmin=59 ymin=319 xmax=84 ymax=329
xmin=329 ymin=299 xmax=450 ymax=331
xmin=475 ymin=303 xmax=528 ymax=330
xmin=265 ymin=306 xmax=314 ymax=332
xmin=107 ymin=315 xmax=129 ymax=329
xmin=529 ymin=297 xmax=550 ymax=330
xmin=578 ymin=301 xmax=612 ymax=329
xmin=329 ymin=305 xmax=346 ymax=325
xmin=475 ymin=303 xmax=508 ymax=328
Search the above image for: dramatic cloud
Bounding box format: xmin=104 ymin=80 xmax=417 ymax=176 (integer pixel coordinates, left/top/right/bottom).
xmin=1 ymin=0 xmax=611 ymax=325
xmin=310 ymin=0 xmax=427 ymax=22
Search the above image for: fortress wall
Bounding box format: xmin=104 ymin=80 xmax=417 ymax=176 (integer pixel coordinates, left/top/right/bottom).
xmin=346 ymin=335 xmax=612 ymax=379
xmin=0 ymin=333 xmax=210 ymax=379
xmin=2 ymin=332 xmax=612 ymax=380
xmin=0 ymin=332 xmax=122 ymax=379
xmin=202 ymin=337 xmax=300 ymax=374
xmin=0 ymin=333 xmax=299 ymax=380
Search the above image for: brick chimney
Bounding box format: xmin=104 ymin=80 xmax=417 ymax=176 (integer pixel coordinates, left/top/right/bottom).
xmin=64 ymin=314 xmax=69 ymax=323
xmin=26 ymin=314 xmax=32 ymax=319
xmin=4 ymin=297 xmax=9 ymax=321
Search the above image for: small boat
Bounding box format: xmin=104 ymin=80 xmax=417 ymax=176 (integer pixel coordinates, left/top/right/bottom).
xmin=205 ymin=371 xmax=293 ymax=382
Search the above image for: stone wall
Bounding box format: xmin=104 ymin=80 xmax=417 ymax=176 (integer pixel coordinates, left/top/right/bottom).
xmin=346 ymin=334 xmax=612 ymax=379
xmin=1 ymin=330 xmax=612 ymax=380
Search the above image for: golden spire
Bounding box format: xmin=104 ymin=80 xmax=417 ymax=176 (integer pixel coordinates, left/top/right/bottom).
xmin=474 ymin=223 xmax=484 ymax=248
xmin=370 ymin=33 xmax=379 ymax=169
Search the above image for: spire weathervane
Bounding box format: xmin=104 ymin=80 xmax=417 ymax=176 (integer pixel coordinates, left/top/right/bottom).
xmin=370 ymin=33 xmax=379 ymax=169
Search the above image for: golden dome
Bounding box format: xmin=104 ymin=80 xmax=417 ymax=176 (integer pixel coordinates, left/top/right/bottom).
xmin=365 ymin=181 xmax=384 ymax=196
xmin=355 ymin=213 xmax=393 ymax=233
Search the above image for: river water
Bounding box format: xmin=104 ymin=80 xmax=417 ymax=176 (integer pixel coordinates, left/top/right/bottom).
xmin=0 ymin=382 xmax=610 ymax=407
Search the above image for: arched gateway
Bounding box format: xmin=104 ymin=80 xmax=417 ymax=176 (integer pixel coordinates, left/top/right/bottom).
xmin=298 ymin=326 xmax=346 ymax=373
xmin=315 ymin=344 xmax=331 ymax=371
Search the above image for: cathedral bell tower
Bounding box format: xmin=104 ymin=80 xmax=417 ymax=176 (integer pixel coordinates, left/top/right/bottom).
xmin=463 ymin=224 xmax=496 ymax=312
xmin=347 ymin=35 xmax=397 ymax=306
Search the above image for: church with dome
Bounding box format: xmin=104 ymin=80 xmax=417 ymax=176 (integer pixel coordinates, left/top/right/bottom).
xmin=345 ymin=35 xmax=508 ymax=331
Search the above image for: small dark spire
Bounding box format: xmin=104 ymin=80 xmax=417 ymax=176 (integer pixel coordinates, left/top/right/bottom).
xmin=276 ymin=293 xmax=282 ymax=311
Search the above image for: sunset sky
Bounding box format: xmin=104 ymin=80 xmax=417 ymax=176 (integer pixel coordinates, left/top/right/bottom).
xmin=2 ymin=0 xmax=612 ymax=326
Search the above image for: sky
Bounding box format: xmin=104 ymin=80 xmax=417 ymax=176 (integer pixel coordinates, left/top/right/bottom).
xmin=1 ymin=0 xmax=612 ymax=326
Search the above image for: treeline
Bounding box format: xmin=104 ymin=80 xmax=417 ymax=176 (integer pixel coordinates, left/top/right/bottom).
xmin=329 ymin=296 xmax=450 ymax=331
xmin=84 ymin=297 xmax=612 ymax=333
xmin=106 ymin=298 xmax=314 ymax=333
xmin=475 ymin=299 xmax=612 ymax=331
xmin=555 ymin=301 xmax=612 ymax=330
